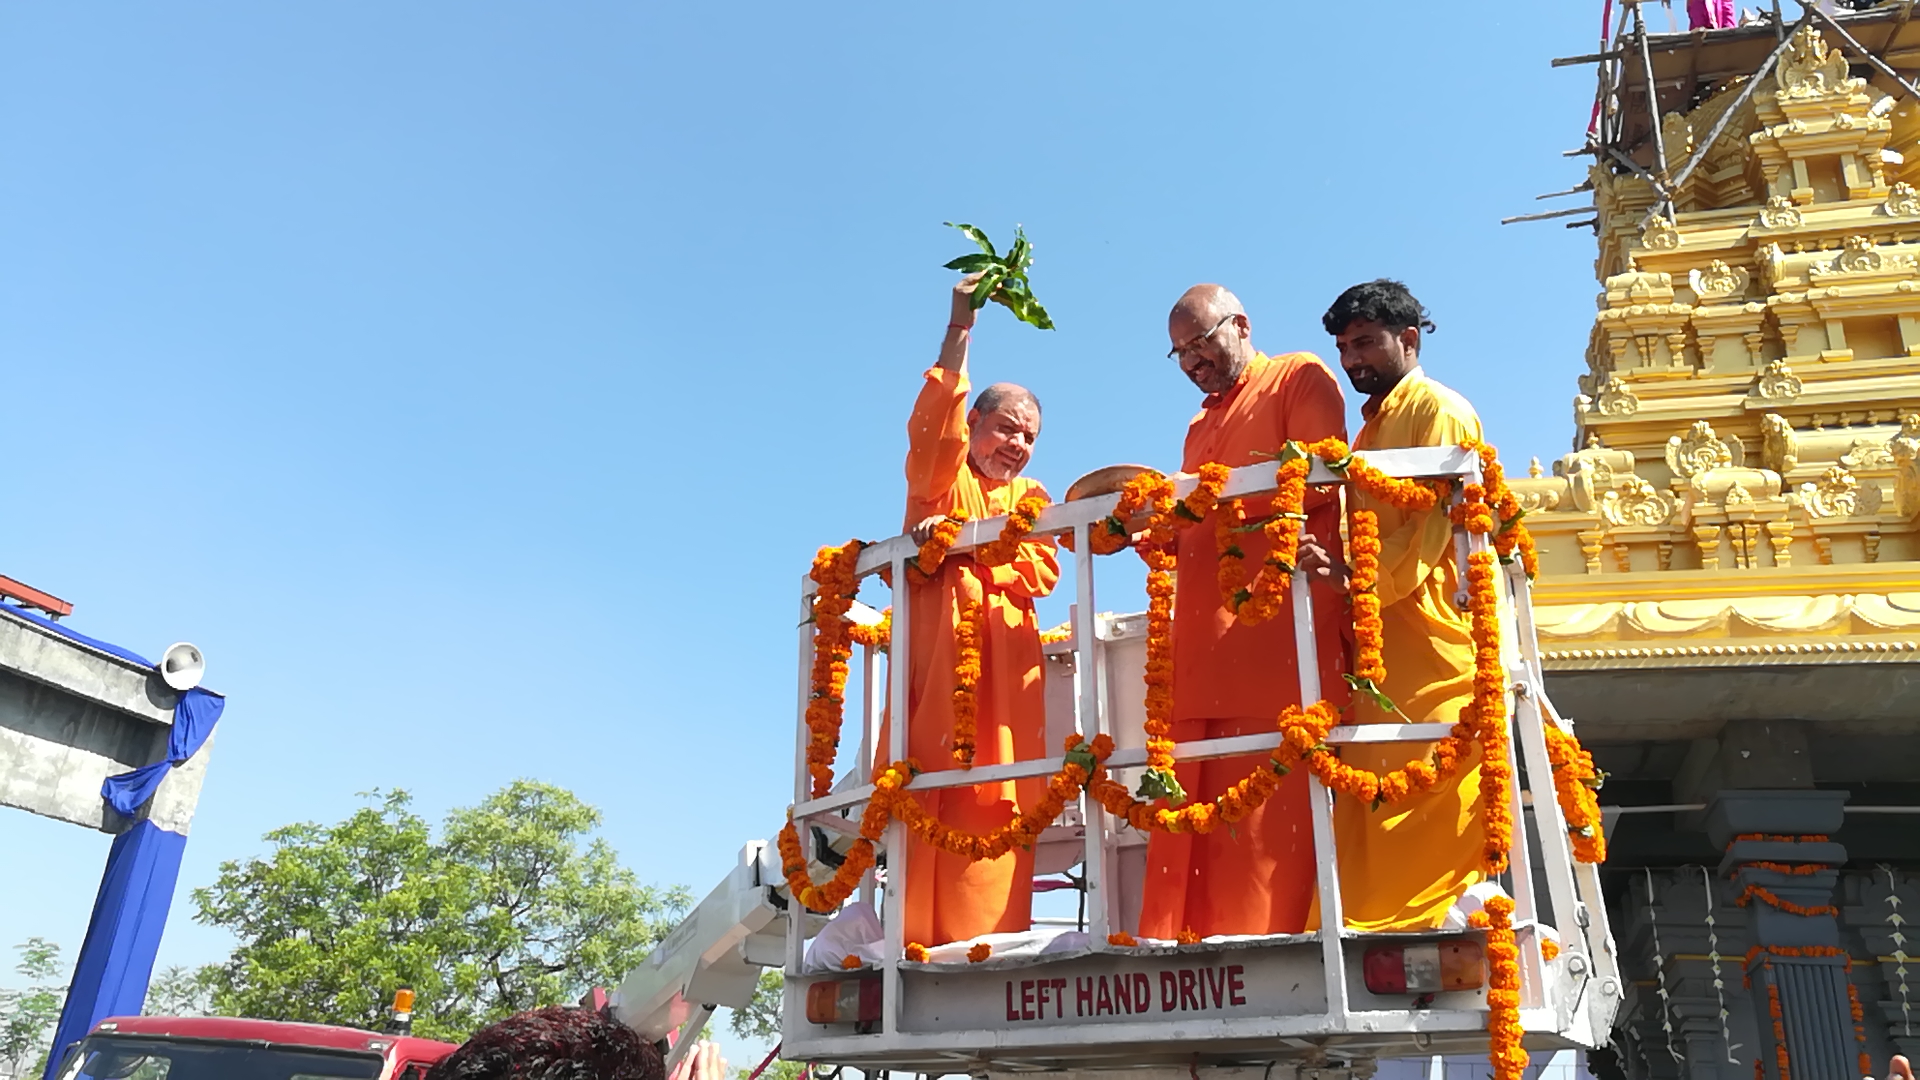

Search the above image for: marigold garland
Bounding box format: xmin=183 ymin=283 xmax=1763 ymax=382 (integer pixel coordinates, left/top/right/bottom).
xmin=950 ymin=597 xmax=985 ymax=767
xmin=1107 ymin=932 xmax=1138 ymax=947
xmin=1738 ymin=862 xmax=1830 ymax=877
xmin=1767 ymin=964 xmax=1792 ymax=1080
xmin=1736 ymin=883 xmax=1840 ymax=918
xmin=1223 ymin=458 xmax=1310 ymax=626
xmin=1542 ymin=939 xmax=1561 ymax=962
xmin=1038 ymin=622 xmax=1072 ymax=645
xmin=967 ymin=943 xmax=993 ymax=963
xmin=909 ymin=513 xmax=966 ymax=581
xmin=976 ymin=494 xmax=1050 ymax=567
xmin=1176 ymin=928 xmax=1201 ymax=945
xmin=905 ymin=943 xmax=930 ymax=963
xmin=840 ymin=955 xmax=862 ymax=970
xmin=1544 ymin=725 xmax=1607 ymax=863
xmin=847 ymin=608 xmax=891 ymax=650
xmin=1850 ymin=981 xmax=1870 ymax=1077
xmin=1483 ymin=894 xmax=1529 ymax=1080
xmin=1467 ymin=552 xmax=1516 ymax=874
xmin=805 ymin=541 xmax=864 ymax=798
xmin=888 ymin=734 xmax=1112 ymax=862
xmin=1349 ymin=510 xmax=1387 ymax=688
xmin=778 ymin=735 xmax=1113 ymax=914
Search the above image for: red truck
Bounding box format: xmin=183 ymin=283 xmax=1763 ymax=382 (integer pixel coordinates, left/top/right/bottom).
xmin=48 ymin=1015 xmax=457 ymax=1080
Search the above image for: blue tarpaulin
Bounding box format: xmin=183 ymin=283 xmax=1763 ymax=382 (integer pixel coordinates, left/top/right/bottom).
xmin=41 ymin=821 xmax=190 ymax=1078
xmin=10 ymin=604 xmax=226 ymax=1080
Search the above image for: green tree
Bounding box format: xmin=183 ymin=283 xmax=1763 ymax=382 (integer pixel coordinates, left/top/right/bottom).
xmin=728 ymin=970 xmax=806 ymax=1080
xmin=192 ymin=782 xmax=691 ymax=1043
xmin=143 ymin=965 xmax=214 ymax=1017
xmin=0 ymin=937 xmax=66 ymax=1080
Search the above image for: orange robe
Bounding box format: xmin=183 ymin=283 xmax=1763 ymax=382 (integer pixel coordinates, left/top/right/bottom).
xmin=875 ymin=366 xmax=1060 ymax=946
xmin=1331 ymin=367 xmax=1488 ymax=931
xmin=1138 ymin=352 xmax=1350 ymax=940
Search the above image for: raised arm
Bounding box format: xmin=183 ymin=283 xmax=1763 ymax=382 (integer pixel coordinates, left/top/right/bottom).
xmin=905 ymin=275 xmax=987 ymax=521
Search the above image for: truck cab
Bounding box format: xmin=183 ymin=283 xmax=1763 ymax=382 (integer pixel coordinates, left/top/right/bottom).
xmin=51 ymin=1015 xmax=457 ymax=1080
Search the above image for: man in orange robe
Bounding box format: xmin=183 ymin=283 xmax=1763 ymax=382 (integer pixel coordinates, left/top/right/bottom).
xmin=1301 ymin=279 xmax=1487 ymax=931
xmin=876 ymin=273 xmax=1059 ymax=946
xmin=1137 ymin=284 xmax=1350 ymax=940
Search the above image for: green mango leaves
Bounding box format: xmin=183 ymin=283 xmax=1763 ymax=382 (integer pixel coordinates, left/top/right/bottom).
xmin=1135 ymin=765 xmax=1189 ymax=808
xmin=943 ymin=222 xmax=1055 ymax=330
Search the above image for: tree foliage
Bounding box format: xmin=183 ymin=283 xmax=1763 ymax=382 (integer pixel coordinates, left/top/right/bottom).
xmin=143 ymin=965 xmax=214 ymax=1018
xmin=192 ymin=782 xmax=691 ymax=1043
xmin=0 ymin=937 xmax=66 ymax=1080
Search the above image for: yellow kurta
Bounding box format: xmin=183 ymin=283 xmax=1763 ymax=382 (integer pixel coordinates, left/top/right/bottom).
xmin=1332 ymin=368 xmax=1487 ymax=931
xmin=874 ymin=366 xmax=1059 ymax=947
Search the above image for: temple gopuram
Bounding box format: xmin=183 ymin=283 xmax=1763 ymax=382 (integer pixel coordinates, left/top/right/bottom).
xmin=1518 ymin=7 xmax=1920 ymax=1080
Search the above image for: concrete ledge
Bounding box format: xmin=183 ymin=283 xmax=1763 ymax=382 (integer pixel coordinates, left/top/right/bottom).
xmin=0 ymin=609 xmax=175 ymax=724
xmin=0 ymin=608 xmax=217 ymax=832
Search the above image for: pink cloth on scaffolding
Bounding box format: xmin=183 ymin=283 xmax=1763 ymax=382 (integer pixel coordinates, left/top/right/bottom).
xmin=1688 ymin=0 xmax=1736 ymax=29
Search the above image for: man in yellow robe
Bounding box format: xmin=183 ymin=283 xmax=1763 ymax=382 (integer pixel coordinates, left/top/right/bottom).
xmin=874 ymin=272 xmax=1059 ymax=946
xmin=1299 ymin=279 xmax=1487 ymax=931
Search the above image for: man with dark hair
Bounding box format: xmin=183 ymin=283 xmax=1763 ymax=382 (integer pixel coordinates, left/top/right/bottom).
xmin=879 ymin=271 xmax=1059 ymax=946
xmin=1135 ymin=283 xmax=1349 ymax=940
xmin=1299 ymin=278 xmax=1489 ymax=932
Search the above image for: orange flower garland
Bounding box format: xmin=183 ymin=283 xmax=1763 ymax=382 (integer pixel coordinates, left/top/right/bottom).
xmin=909 ymin=513 xmax=966 ymax=581
xmin=1542 ymin=938 xmax=1561 ymax=962
xmin=976 ymin=494 xmax=1049 ymax=567
xmin=1850 ymin=980 xmax=1870 ymax=1076
xmin=805 ymin=541 xmax=864 ymax=798
xmin=847 ymin=608 xmax=891 ymax=650
xmin=967 ymin=943 xmax=993 ymax=963
xmin=950 ymin=597 xmax=985 ymax=766
xmin=1467 ymin=551 xmax=1516 ymax=874
xmin=1349 ymin=510 xmax=1387 ymax=688
xmin=1544 ymin=725 xmax=1607 ymax=863
xmin=1225 ymin=458 xmax=1310 ymax=626
xmin=1481 ymin=894 xmax=1529 ymax=1080
xmin=905 ymin=943 xmax=930 ymax=963
xmin=1176 ymin=928 xmax=1202 ymax=945
xmin=1766 ymin=964 xmax=1791 ymax=1080
xmin=1740 ymin=862 xmax=1828 ymax=877
xmin=1735 ymin=883 xmax=1840 ymax=918
xmin=840 ymin=955 xmax=862 ymax=970
xmin=776 ymin=758 xmax=897 ymax=912
xmin=886 ymin=734 xmax=1114 ymax=863
xmin=1107 ymin=932 xmax=1138 ymax=947
xmin=1038 ymin=622 xmax=1073 ymax=645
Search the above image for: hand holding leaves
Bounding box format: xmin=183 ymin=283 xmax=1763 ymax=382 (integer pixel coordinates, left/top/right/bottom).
xmin=943 ymin=222 xmax=1055 ymax=330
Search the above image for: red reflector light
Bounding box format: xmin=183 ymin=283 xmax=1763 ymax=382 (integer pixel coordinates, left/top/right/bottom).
xmin=804 ymin=976 xmax=882 ymax=1026
xmin=1362 ymin=940 xmax=1485 ymax=995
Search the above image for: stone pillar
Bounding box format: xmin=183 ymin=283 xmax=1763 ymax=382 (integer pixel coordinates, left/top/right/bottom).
xmin=1705 ymin=791 xmax=1853 ymax=1080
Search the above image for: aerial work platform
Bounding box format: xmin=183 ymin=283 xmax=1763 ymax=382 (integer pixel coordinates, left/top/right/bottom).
xmin=616 ymin=448 xmax=1621 ymax=1078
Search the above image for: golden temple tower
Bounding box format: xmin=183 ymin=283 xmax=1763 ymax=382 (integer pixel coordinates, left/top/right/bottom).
xmin=1518 ymin=8 xmax=1920 ymax=1080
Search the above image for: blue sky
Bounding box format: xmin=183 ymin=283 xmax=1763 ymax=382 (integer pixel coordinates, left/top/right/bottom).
xmin=1 ymin=0 xmax=1608 ymax=1062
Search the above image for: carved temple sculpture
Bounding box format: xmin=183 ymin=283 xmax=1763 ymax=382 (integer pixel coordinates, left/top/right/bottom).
xmin=1518 ymin=19 xmax=1920 ymax=1080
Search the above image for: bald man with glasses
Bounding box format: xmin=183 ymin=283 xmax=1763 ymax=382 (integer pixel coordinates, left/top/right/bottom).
xmin=1134 ymin=284 xmax=1350 ymax=941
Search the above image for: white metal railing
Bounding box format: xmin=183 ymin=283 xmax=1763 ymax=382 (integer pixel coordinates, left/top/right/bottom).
xmin=782 ymin=444 xmax=1621 ymax=1056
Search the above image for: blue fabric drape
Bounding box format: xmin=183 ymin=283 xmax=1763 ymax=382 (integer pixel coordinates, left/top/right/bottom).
xmin=100 ymin=689 xmax=224 ymax=817
xmin=41 ymin=820 xmax=189 ymax=1080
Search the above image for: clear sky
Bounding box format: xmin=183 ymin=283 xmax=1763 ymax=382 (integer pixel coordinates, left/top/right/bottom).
xmin=0 ymin=0 xmax=1609 ymax=1064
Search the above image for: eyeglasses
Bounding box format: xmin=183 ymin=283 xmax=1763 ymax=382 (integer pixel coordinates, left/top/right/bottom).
xmin=1167 ymin=314 xmax=1238 ymax=362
